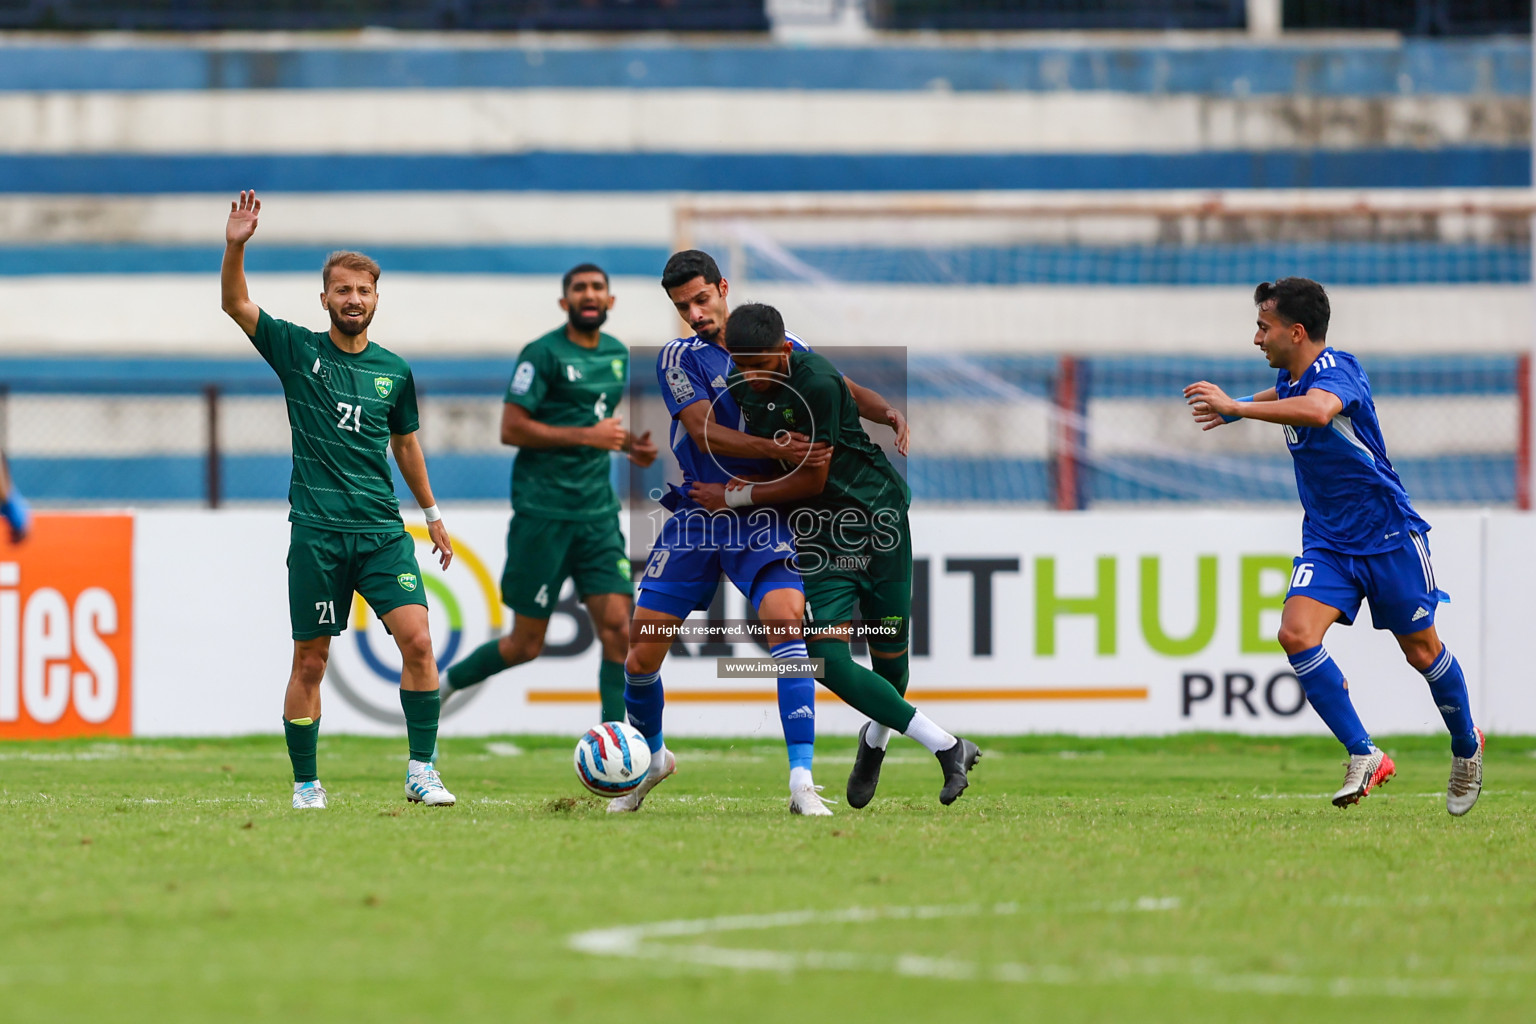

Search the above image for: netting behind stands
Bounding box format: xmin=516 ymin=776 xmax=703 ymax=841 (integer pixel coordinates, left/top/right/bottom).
xmin=677 ymin=195 xmax=1534 ymax=509
xmin=6 ymin=196 xmax=1532 ymax=510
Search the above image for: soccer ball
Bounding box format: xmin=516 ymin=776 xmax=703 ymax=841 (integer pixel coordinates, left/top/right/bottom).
xmin=573 ymin=721 xmax=652 ymax=798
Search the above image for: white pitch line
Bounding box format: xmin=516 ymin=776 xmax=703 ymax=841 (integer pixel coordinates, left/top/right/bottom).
xmin=567 ymin=898 xmax=1512 ymax=999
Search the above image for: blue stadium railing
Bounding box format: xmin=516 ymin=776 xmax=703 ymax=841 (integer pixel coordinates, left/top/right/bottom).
xmin=3 ymin=353 xmax=1524 ymax=509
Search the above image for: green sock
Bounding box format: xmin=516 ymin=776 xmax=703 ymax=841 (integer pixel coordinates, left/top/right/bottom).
xmin=447 ymin=638 xmax=509 ymax=692
xmin=399 ymin=689 xmax=441 ymax=763
xmin=870 ymin=647 xmax=910 ymax=697
xmin=599 ymin=659 xmax=627 ymax=723
xmin=807 ymin=641 xmax=917 ymax=733
xmin=284 ymin=716 xmax=320 ymax=783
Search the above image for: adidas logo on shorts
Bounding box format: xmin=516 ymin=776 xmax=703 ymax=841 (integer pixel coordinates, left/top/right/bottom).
xmin=1412 ymin=607 xmax=1430 ymax=621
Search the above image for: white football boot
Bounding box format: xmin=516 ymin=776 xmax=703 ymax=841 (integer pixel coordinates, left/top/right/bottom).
xmin=1332 ymin=748 xmax=1396 ymax=807
xmin=404 ymin=760 xmax=456 ymax=806
xmin=607 ymin=748 xmax=675 ymax=813
xmin=292 ymin=780 xmax=328 ymax=809
xmin=789 ymin=784 xmax=835 ymax=817
xmin=1447 ymin=728 xmax=1485 ymax=817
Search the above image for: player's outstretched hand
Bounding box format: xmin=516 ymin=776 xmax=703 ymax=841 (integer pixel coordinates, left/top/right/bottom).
xmin=587 ymin=415 xmax=627 ymax=451
xmin=226 ymin=190 xmax=260 ymax=246
xmin=687 ymin=482 xmax=729 ymax=511
xmin=885 ymin=407 xmax=910 ymax=456
xmin=1183 ymin=380 xmax=1235 ymax=431
xmin=777 ymin=432 xmax=832 ymax=468
xmin=625 ymin=429 xmax=658 ymax=468
xmin=427 ymin=519 xmax=454 ymax=569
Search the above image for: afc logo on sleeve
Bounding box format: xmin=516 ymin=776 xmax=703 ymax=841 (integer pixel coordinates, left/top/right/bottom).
xmin=510 ymin=361 xmax=536 ymax=395
xmin=665 ymin=366 xmax=695 ymax=403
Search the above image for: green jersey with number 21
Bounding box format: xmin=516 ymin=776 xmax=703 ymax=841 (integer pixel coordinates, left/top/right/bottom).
xmin=505 ymin=327 xmax=628 ymax=521
xmin=252 ymin=309 xmax=419 ymax=533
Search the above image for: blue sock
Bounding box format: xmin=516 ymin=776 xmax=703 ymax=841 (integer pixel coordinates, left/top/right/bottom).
xmin=624 ymin=668 xmax=665 ymax=754
xmin=1422 ymin=645 xmax=1478 ymax=758
xmin=1289 ymin=645 xmax=1373 ymax=756
xmin=771 ymin=640 xmax=815 ymax=772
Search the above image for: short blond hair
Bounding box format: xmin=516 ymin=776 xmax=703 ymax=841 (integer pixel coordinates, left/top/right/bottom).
xmin=322 ymin=250 xmax=381 ymax=288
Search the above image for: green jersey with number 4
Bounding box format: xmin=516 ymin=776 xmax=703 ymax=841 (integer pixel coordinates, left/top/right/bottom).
xmin=252 ymin=309 xmax=419 ymax=533
xmin=505 ymin=327 xmax=628 ymax=522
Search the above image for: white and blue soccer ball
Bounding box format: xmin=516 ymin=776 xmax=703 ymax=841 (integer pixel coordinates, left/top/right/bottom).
xmin=574 ymin=721 xmax=652 ymax=798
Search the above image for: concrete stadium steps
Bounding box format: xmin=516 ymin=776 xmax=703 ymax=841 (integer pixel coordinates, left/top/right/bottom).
xmin=2 ymin=89 xmax=1526 ymax=154
xmin=0 ymin=275 xmax=1524 ymax=353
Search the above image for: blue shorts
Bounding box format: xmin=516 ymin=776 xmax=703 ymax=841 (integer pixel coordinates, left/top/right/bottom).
xmin=635 ymin=508 xmax=803 ymax=619
xmin=1286 ymin=532 xmax=1449 ymax=635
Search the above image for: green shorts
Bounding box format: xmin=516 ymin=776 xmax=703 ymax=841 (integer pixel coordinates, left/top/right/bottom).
xmin=501 ymin=512 xmax=633 ymax=619
xmin=288 ymin=524 xmax=427 ymax=641
xmin=800 ymin=512 xmax=912 ymax=647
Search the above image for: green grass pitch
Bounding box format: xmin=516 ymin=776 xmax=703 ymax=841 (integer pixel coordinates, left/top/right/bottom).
xmin=1 ymin=732 xmax=1531 ymax=1023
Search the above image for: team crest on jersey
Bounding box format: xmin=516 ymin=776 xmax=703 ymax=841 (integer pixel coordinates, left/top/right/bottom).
xmin=397 ymin=573 xmax=418 ymax=592
xmin=782 ymin=408 xmax=796 ymax=427
xmin=665 ymin=366 xmax=695 ymax=403
xmin=510 ymin=361 xmax=535 ymax=395
xmin=611 ymin=358 xmax=624 ymax=380
xmin=374 ymin=376 xmax=393 ymax=399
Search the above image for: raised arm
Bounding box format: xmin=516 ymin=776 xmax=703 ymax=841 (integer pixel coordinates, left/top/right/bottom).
xmin=843 ymin=375 xmax=909 ymax=456
xmin=500 ymin=402 xmax=625 ymax=450
xmin=389 ymin=431 xmax=453 ymax=569
xmin=221 ymin=191 xmax=261 ymax=337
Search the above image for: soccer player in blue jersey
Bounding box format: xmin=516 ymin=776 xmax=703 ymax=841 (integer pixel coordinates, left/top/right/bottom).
xmin=614 ymin=249 xmax=909 ymax=816
xmin=1185 ymin=277 xmax=1483 ymax=815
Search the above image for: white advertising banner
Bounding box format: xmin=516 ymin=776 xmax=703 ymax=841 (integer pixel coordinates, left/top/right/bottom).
xmin=126 ymin=507 xmax=1528 ymax=738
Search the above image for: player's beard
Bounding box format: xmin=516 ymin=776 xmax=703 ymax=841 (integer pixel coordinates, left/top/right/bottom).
xmin=328 ymin=303 xmax=375 ymax=336
xmin=567 ymin=306 xmax=608 ymax=332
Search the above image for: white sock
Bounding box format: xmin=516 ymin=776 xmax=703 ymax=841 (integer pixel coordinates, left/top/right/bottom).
xmin=864 ymin=723 xmax=893 ymax=750
xmin=903 ymin=712 xmax=957 ymax=755
xmin=789 ymin=766 xmax=814 ymax=793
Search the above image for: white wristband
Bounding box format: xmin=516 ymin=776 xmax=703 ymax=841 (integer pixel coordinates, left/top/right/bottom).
xmin=723 ymin=484 xmax=756 ymax=509
xmin=422 ymin=504 xmax=442 ymax=523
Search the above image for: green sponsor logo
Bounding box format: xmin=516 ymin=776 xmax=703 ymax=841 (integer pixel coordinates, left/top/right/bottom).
xmin=617 ymin=557 xmax=631 ymax=582
xmin=397 ymin=573 xmax=418 ymax=592
xmin=611 ymin=358 xmax=624 ymax=380
xmin=374 ymin=377 xmax=393 ymax=399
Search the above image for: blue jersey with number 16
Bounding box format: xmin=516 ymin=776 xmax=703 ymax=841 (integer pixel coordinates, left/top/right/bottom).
xmin=1275 ymin=347 xmax=1429 ymax=556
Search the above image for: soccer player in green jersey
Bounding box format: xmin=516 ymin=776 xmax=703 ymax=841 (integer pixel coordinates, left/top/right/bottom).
xmin=690 ymin=302 xmax=981 ymax=807
xmin=441 ymin=264 xmax=657 ymax=722
xmin=221 ymin=190 xmax=456 ymax=810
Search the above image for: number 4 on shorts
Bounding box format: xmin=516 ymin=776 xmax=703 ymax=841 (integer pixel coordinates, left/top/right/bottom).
xmin=534 ymin=584 xmax=550 ymax=608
